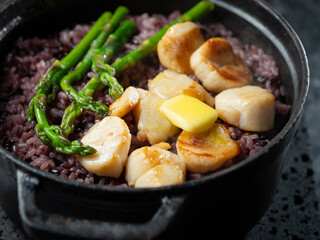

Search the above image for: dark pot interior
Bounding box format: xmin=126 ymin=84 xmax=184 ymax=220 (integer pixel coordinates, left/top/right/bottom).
xmin=0 ymin=0 xmax=309 ymax=239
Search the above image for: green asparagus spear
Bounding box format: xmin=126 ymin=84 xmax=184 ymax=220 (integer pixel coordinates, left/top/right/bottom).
xmin=114 ymin=1 xmax=214 ymax=72
xmin=61 ymin=1 xmax=214 ymax=138
xmin=61 ymin=20 xmax=137 ymax=136
xmin=60 ymin=6 xmax=129 ymax=117
xmin=34 ymin=105 xmax=96 ymax=155
xmin=27 ymin=11 xmax=112 ymax=122
xmin=28 ymin=12 xmax=114 ymax=156
xmin=91 ymin=21 xmax=139 ymax=99
xmin=94 ymin=0 xmax=215 ymax=93
xmin=33 ymin=1 xmax=214 ymax=156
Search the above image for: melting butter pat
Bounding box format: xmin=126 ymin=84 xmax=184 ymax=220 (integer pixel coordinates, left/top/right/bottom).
xmin=160 ymin=95 xmax=218 ymax=132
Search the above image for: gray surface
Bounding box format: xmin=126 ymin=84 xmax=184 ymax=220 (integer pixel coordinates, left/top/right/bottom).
xmin=246 ymin=0 xmax=320 ymax=239
xmin=0 ymin=207 xmax=26 ymax=240
xmin=1 ymin=0 xmax=320 ymax=239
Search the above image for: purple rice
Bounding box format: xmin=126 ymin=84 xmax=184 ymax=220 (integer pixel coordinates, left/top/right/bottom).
xmin=0 ymin=12 xmax=290 ymax=186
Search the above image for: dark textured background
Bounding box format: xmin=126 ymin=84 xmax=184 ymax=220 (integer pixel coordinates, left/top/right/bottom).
xmin=1 ymin=0 xmax=319 ymax=239
xmin=247 ymin=0 xmax=320 ymax=239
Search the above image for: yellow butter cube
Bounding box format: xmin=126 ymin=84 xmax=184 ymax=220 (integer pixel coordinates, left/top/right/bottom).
xmin=160 ymin=95 xmax=218 ymax=132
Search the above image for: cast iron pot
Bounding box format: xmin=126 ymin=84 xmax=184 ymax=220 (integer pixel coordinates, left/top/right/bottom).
xmin=0 ymin=0 xmax=309 ymax=239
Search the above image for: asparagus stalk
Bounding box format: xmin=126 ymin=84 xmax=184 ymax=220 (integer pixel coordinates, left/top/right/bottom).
xmin=60 ymin=6 xmax=129 ymax=117
xmin=33 ymin=1 xmax=214 ymax=156
xmin=113 ymin=1 xmax=214 ymax=74
xmin=28 ymin=12 xmax=114 ymax=156
xmin=60 ymin=1 xmax=214 ymax=138
xmin=91 ymin=20 xmax=138 ymax=99
xmin=61 ymin=20 xmax=137 ymax=136
xmin=27 ymin=11 xmax=112 ymax=122
xmin=64 ymin=1 xmax=214 ymax=113
xmin=34 ymin=106 xmax=96 ymax=155
xmin=87 ymin=1 xmax=215 ymax=96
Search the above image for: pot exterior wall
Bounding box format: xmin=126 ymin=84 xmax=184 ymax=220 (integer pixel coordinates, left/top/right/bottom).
xmin=0 ymin=116 xmax=298 ymax=240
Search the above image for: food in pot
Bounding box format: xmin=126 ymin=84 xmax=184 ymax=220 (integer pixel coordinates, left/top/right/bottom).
xmin=0 ymin=1 xmax=290 ymax=187
xmin=177 ymin=123 xmax=240 ymax=173
xmin=215 ymin=86 xmax=275 ymax=132
xmin=160 ymin=94 xmax=218 ymax=132
xmin=190 ymin=37 xmax=253 ymax=93
xmin=148 ymin=69 xmax=215 ymax=106
xmin=132 ymin=88 xmax=179 ymax=145
xmin=157 ymin=21 xmax=204 ymax=74
xmin=110 ymin=86 xmax=140 ymax=118
xmin=78 ymin=116 xmax=131 ymax=178
xmin=125 ymin=142 xmax=186 ymax=187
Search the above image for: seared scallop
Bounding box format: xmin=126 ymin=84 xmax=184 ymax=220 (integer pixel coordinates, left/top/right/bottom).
xmin=78 ymin=116 xmax=131 ymax=178
xmin=190 ymin=37 xmax=253 ymax=93
xmin=133 ymin=88 xmax=179 ymax=145
xmin=125 ymin=143 xmax=186 ymax=188
xmin=157 ymin=22 xmax=204 ymax=74
xmin=177 ymin=123 xmax=240 ymax=173
xmin=148 ymin=69 xmax=215 ymax=106
xmin=110 ymin=86 xmax=140 ymax=118
xmin=215 ymin=85 xmax=275 ymax=132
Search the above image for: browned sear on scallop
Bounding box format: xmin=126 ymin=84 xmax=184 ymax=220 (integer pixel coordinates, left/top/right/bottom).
xmin=157 ymin=21 xmax=204 ymax=74
xmin=190 ymin=37 xmax=253 ymax=93
xmin=177 ymin=123 xmax=240 ymax=173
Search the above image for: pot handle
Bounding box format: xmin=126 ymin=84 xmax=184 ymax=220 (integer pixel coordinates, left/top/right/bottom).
xmin=17 ymin=170 xmax=187 ymax=240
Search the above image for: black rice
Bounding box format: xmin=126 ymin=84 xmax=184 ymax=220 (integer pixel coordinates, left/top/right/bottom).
xmin=0 ymin=12 xmax=290 ymax=185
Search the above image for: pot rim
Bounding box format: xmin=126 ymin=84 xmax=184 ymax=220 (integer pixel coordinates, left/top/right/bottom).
xmin=0 ymin=0 xmax=309 ymax=193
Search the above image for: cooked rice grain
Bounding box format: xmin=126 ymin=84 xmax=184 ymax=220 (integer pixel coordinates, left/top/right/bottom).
xmin=0 ymin=12 xmax=289 ymax=186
